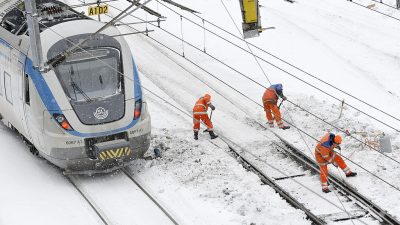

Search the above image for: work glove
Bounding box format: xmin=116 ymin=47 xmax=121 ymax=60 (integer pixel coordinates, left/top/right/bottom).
xmin=209 ymin=104 xmax=216 ymax=111
xmin=335 ymin=145 xmax=341 ymax=150
xmin=281 ymin=96 xmax=287 ymax=101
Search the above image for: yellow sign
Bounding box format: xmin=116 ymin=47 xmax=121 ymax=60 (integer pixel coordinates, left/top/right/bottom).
xmin=99 ymin=147 xmax=132 ymax=161
xmin=88 ymin=5 xmax=108 ymax=16
xmin=243 ymin=0 xmax=257 ymax=23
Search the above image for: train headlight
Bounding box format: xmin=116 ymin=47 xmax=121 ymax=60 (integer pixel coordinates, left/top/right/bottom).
xmin=53 ymin=114 xmax=74 ymax=131
xmin=134 ymin=99 xmax=142 ymax=119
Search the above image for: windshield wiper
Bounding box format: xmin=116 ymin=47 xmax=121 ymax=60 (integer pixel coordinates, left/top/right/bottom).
xmin=69 ymin=66 xmax=92 ymax=102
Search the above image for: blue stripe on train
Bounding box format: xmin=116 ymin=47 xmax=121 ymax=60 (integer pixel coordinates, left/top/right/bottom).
xmin=25 ymin=57 xmax=142 ymax=138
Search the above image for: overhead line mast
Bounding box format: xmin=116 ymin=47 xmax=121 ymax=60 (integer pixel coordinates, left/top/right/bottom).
xmin=24 ymin=0 xmax=45 ymax=71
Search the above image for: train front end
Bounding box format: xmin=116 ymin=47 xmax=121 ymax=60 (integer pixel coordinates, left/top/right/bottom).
xmin=36 ymin=20 xmax=151 ymax=174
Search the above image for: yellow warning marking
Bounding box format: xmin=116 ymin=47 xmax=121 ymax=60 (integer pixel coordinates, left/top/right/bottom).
xmin=106 ymin=151 xmax=114 ymax=159
xmin=125 ymin=147 xmax=132 ymax=156
xmin=88 ymin=5 xmax=108 ymax=16
xmin=243 ymin=0 xmax=258 ymax=23
xmin=99 ymin=153 xmax=105 ymax=160
xmin=98 ymin=146 xmax=132 ymax=161
xmin=118 ymin=148 xmax=124 ymax=157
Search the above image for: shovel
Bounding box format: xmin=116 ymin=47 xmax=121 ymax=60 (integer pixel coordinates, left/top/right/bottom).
xmin=278 ymin=99 xmax=285 ymax=109
xmin=203 ymin=110 xmax=213 ymax=133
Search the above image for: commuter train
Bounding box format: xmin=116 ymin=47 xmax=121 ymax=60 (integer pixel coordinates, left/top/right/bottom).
xmin=0 ymin=0 xmax=151 ymax=174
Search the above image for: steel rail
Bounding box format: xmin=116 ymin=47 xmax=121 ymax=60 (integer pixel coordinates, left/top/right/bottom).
xmin=222 ymin=143 xmax=326 ymax=225
xmin=272 ymin=132 xmax=400 ymax=225
xmin=65 ymin=175 xmax=110 ymax=225
xmin=122 ymin=169 xmax=180 ymax=225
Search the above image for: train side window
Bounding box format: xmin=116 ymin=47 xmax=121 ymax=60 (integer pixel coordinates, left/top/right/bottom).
xmin=25 ymin=74 xmax=30 ymax=105
xmin=4 ymin=71 xmax=12 ymax=104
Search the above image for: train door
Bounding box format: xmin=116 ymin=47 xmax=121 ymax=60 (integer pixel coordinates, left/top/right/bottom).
xmin=17 ymin=59 xmax=32 ymax=140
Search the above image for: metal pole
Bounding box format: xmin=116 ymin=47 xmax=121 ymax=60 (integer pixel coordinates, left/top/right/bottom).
xmin=24 ymin=0 xmax=44 ymax=71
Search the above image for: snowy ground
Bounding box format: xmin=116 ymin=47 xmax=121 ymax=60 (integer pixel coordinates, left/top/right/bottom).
xmin=1 ymin=0 xmax=400 ymax=224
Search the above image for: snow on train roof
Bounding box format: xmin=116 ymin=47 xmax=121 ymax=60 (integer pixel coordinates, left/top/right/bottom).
xmin=0 ymin=0 xmax=87 ymax=36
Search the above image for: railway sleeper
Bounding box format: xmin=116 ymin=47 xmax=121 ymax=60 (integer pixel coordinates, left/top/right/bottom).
xmin=319 ymin=209 xmax=369 ymax=222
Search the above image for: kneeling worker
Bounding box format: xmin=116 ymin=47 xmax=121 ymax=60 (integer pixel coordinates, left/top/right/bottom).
xmin=193 ymin=94 xmax=218 ymax=140
xmin=315 ymin=133 xmax=357 ymax=193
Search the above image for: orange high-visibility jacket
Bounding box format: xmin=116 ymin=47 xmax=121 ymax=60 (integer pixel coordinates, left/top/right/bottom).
xmin=262 ymin=88 xmax=278 ymax=104
xmin=193 ymin=97 xmax=210 ymax=115
xmin=315 ymin=133 xmax=338 ymax=165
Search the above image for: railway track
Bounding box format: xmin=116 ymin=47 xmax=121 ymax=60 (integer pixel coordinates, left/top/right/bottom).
xmin=273 ymin=132 xmax=400 ymax=225
xmin=65 ymin=171 xmax=179 ymax=225
xmin=92 ymin=7 xmax=400 ymax=222
xmin=212 ymin=130 xmax=400 ymax=225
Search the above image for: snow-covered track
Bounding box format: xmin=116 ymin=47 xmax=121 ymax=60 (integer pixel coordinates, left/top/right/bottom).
xmin=211 ymin=132 xmax=396 ymax=224
xmin=221 ymin=142 xmax=325 ymax=225
xmin=65 ymin=175 xmax=109 ymax=225
xmin=121 ymin=168 xmax=180 ymax=225
xmin=274 ymin=132 xmax=400 ymax=225
xmin=65 ymin=172 xmax=179 ymax=225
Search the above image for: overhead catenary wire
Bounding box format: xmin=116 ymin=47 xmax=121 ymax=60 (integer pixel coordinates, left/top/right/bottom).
xmin=46 ymin=0 xmax=154 ymax=69
xmin=143 ymin=77 xmax=368 ymax=225
xmin=104 ymin=1 xmax=400 ymax=189
xmin=114 ymin=1 xmax=400 ymax=166
xmin=219 ymin=0 xmax=272 ymax=85
xmin=107 ymin=1 xmax=400 ymax=169
xmin=42 ymin=4 xmax=395 ymax=221
xmin=44 ymin=6 xmax=357 ymax=216
xmin=219 ymin=1 xmax=355 ymax=223
xmin=156 ymin=0 xmax=400 ymax=130
xmin=106 ymin=18 xmax=370 ymax=223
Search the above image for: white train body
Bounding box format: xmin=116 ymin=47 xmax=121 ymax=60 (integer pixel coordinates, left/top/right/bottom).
xmin=0 ymin=1 xmax=151 ymax=173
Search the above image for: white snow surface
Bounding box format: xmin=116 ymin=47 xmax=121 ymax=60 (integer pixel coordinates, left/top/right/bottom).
xmin=1 ymin=0 xmax=400 ymax=224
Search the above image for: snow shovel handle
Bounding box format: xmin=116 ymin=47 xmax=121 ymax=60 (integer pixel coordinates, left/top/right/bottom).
xmin=278 ymin=100 xmax=285 ymax=109
xmin=203 ymin=110 xmax=213 ymax=133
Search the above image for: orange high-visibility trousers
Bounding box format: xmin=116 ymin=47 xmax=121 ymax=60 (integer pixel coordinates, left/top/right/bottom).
xmin=319 ymin=154 xmax=351 ymax=190
xmin=263 ymin=102 xmax=284 ymax=128
xmin=193 ymin=114 xmax=213 ymax=132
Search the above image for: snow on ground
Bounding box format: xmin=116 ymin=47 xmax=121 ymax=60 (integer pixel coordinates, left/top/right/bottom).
xmin=0 ymin=125 xmax=102 ymax=225
xmin=108 ymin=0 xmax=400 ymax=221
xmin=1 ymin=0 xmax=400 ymax=224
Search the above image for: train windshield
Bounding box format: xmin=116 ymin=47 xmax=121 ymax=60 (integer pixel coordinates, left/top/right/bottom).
xmin=55 ymin=48 xmax=122 ymax=102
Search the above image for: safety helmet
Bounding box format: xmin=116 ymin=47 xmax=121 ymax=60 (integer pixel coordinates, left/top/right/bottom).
xmin=334 ymin=135 xmax=342 ymax=144
xmin=275 ymin=84 xmax=283 ymax=95
xmin=204 ymin=93 xmax=211 ymax=102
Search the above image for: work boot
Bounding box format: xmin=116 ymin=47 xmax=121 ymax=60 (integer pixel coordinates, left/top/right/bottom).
xmin=322 ymin=188 xmax=331 ymax=193
xmin=209 ymin=131 xmax=218 ymax=139
xmin=346 ymin=172 xmax=357 ymax=177
xmin=280 ymin=125 xmax=290 ymax=130
xmin=194 ymin=131 xmax=199 ymax=140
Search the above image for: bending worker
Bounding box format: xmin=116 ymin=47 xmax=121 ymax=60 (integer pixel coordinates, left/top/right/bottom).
xmin=193 ymin=94 xmax=218 ymax=140
xmin=262 ymin=83 xmax=290 ymax=129
xmin=315 ymin=133 xmax=357 ymax=193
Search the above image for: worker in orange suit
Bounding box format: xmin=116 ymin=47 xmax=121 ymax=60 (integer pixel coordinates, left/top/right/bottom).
xmin=262 ymin=84 xmax=290 ymax=129
xmin=193 ymin=94 xmax=218 ymax=140
xmin=315 ymin=133 xmax=357 ymax=193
